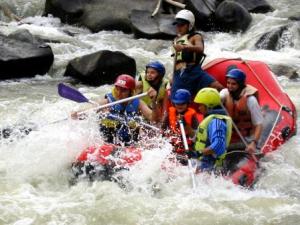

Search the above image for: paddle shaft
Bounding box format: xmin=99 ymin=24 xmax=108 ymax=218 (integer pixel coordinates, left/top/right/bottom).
xmin=179 ymin=120 xmax=197 ymax=190
xmin=78 ymin=92 xmax=148 ymax=116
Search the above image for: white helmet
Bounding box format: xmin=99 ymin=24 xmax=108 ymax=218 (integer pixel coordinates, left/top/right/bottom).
xmin=175 ymin=9 xmax=195 ymax=31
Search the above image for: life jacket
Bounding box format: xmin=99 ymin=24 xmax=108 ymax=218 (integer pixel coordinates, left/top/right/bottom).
xmin=194 ymin=114 xmax=232 ymax=167
xmin=168 ymin=106 xmax=201 ymax=133
xmin=140 ymin=71 xmax=169 ymax=108
xmin=100 ymin=92 xmax=139 ymax=129
xmin=168 ymin=106 xmax=202 ymax=154
xmin=224 ymin=85 xmax=258 ymax=138
xmin=173 ymin=32 xmax=205 ymax=65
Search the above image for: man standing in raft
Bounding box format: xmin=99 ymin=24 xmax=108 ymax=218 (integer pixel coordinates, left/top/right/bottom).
xmin=220 ymin=69 xmax=263 ymax=153
xmin=171 ymin=9 xmax=223 ymax=100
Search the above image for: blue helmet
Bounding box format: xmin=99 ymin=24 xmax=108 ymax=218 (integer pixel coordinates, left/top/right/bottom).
xmin=172 ymin=89 xmax=191 ymax=104
xmin=146 ymin=61 xmax=166 ymax=76
xmin=226 ymin=69 xmax=246 ymax=83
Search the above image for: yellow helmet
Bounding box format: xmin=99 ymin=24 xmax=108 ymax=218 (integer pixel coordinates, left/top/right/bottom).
xmin=194 ymin=88 xmax=221 ymax=108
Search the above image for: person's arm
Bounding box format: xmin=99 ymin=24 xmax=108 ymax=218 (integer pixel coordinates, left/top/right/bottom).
xmin=135 ymin=80 xmax=143 ymax=94
xmin=209 ymin=81 xmax=224 ymax=92
xmin=71 ymin=98 xmax=108 ymax=119
xmin=246 ymin=96 xmax=263 ymax=152
xmin=185 ymin=114 xmax=200 ymax=138
xmin=202 ymin=119 xmax=227 ymax=157
xmin=219 ymin=88 xmax=228 ymax=103
xmin=189 ymin=34 xmax=204 ymax=54
xmin=173 ymin=34 xmax=204 ymax=54
xmin=139 ymin=100 xmax=153 ymax=121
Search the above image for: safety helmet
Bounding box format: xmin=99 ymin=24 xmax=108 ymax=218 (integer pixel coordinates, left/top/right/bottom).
xmin=174 ymin=9 xmax=195 ymax=31
xmin=146 ymin=61 xmax=166 ymax=77
xmin=172 ymin=89 xmax=191 ymax=104
xmin=226 ymin=69 xmax=246 ymax=83
xmin=194 ymin=88 xmax=221 ymax=108
xmin=114 ymin=74 xmax=136 ymax=90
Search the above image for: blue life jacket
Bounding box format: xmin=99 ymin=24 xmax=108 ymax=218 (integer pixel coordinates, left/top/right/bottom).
xmin=105 ymin=93 xmax=140 ymax=119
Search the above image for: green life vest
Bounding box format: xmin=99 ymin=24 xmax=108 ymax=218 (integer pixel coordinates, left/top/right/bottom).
xmin=194 ymin=114 xmax=232 ymax=167
xmin=140 ymin=71 xmax=169 ymax=108
xmin=173 ymin=33 xmax=205 ymax=65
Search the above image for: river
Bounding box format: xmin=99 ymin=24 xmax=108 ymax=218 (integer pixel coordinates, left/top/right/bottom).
xmin=0 ymin=0 xmax=300 ymax=224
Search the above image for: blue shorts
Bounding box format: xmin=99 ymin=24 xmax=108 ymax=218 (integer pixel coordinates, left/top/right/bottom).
xmin=171 ymin=65 xmax=215 ymax=99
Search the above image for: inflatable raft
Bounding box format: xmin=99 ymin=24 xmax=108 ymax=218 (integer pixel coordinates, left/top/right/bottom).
xmin=203 ymin=58 xmax=297 ymax=186
xmin=71 ymin=58 xmax=297 ymax=187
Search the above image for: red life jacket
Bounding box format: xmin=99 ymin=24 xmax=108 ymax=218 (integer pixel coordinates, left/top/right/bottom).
xmin=224 ymin=85 xmax=258 ymax=140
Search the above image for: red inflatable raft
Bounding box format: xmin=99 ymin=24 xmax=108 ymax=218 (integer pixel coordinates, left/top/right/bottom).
xmin=203 ymin=58 xmax=297 ymax=186
xmin=71 ymin=58 xmax=297 ymax=187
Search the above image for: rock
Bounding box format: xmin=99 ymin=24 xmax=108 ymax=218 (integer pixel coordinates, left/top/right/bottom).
xmin=289 ymin=16 xmax=300 ymax=21
xmin=0 ymin=33 xmax=54 ymax=79
xmin=64 ymin=50 xmax=136 ymax=86
xmin=130 ymin=10 xmax=176 ymax=39
xmin=215 ymin=1 xmax=252 ymax=32
xmin=185 ymin=0 xmax=218 ymax=31
xmin=255 ymin=25 xmax=292 ymax=50
xmin=269 ymin=64 xmax=299 ymax=79
xmin=44 ymin=0 xmax=157 ymax=33
xmin=232 ymin=0 xmax=273 ymax=13
xmin=44 ymin=0 xmax=84 ymax=24
xmin=8 ymin=29 xmax=43 ymax=45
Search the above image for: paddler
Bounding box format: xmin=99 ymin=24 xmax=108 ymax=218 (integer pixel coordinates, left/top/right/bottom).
xmin=71 ymin=74 xmax=160 ymax=145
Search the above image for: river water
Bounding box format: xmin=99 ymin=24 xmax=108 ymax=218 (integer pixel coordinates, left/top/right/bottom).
xmin=0 ymin=0 xmax=300 ymax=225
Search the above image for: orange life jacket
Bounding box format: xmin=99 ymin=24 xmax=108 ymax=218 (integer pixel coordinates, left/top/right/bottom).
xmin=224 ymin=85 xmax=258 ymax=138
xmin=168 ymin=106 xmax=202 ymax=154
xmin=168 ymin=107 xmax=201 ymax=133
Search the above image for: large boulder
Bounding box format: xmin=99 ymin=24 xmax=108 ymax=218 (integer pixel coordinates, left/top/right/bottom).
xmin=0 ymin=31 xmax=54 ymax=79
xmin=185 ymin=0 xmax=218 ymax=31
xmin=255 ymin=25 xmax=292 ymax=50
xmin=130 ymin=10 xmax=176 ymax=39
xmin=64 ymin=50 xmax=136 ymax=86
xmin=232 ymin=0 xmax=273 ymax=13
xmin=269 ymin=64 xmax=299 ymax=79
xmin=44 ymin=0 xmax=84 ymax=24
xmin=215 ymin=1 xmax=252 ymax=32
xmin=44 ymin=0 xmax=157 ymax=33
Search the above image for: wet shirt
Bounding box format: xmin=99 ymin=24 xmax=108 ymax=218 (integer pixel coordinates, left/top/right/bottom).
xmin=207 ymin=118 xmax=227 ymax=157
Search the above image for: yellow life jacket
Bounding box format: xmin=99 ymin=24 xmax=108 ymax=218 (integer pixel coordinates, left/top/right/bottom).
xmin=173 ymin=33 xmax=205 ymax=65
xmin=194 ymin=114 xmax=232 ymax=167
xmin=140 ymin=71 xmax=169 ymax=108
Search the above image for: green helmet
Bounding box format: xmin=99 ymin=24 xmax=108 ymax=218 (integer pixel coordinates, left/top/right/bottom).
xmin=194 ymin=88 xmax=221 ymax=108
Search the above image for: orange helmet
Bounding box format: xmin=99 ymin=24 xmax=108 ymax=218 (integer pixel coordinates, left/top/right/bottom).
xmin=114 ymin=74 xmax=136 ymax=90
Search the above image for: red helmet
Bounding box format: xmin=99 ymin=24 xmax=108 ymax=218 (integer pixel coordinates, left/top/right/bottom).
xmin=114 ymin=74 xmax=136 ymax=90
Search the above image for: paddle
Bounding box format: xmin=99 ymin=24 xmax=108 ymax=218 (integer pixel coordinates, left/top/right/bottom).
xmin=58 ymin=83 xmax=159 ymax=131
xmin=58 ymin=83 xmax=147 ymax=114
xmin=178 ymin=120 xmax=197 ymax=190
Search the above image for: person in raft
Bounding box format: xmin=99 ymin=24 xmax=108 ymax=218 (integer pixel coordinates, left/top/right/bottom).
xmin=71 ymin=74 xmax=160 ymax=145
xmin=190 ymin=88 xmax=232 ymax=172
xmin=220 ymin=68 xmax=263 ymax=153
xmin=135 ymin=61 xmax=169 ymax=115
xmin=161 ymin=89 xmax=202 ymax=161
xmin=171 ymin=9 xmax=223 ymax=101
